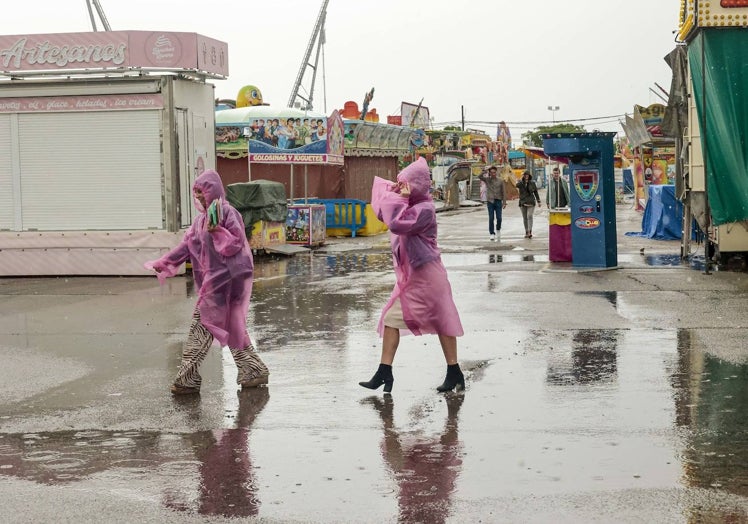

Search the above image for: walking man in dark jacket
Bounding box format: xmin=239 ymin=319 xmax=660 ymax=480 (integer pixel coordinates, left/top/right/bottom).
xmin=478 ymin=166 xmax=506 ymax=241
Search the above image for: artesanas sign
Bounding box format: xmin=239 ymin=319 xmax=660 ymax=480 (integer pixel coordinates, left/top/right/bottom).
xmin=0 ymin=31 xmax=228 ymax=77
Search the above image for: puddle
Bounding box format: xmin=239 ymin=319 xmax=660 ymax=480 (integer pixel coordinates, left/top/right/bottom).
xmin=574 ymin=291 xmax=617 ymax=307
xmin=0 ymin=388 xmax=270 ymax=517
xmin=441 ymin=253 xmax=550 ymax=266
xmin=542 ymin=329 xmax=619 ymax=386
xmin=642 ymin=254 xmax=707 ymax=270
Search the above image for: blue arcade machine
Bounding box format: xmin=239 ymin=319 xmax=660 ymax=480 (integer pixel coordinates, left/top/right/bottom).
xmin=542 ymin=132 xmax=617 ymax=268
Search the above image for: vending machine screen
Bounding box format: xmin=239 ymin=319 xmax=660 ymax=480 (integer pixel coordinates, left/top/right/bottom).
xmin=573 ymin=170 xmax=599 ymax=201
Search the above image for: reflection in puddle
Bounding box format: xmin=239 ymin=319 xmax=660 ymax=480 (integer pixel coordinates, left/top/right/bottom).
xmin=487 ymin=254 xmax=550 ymax=264
xmin=674 ymin=328 xmax=748 ymax=501
xmin=441 ymin=253 xmax=550 ymax=266
xmin=546 ymin=329 xmax=619 ymax=386
xmin=643 ymin=254 xmax=706 ymax=270
xmin=362 ymin=394 xmax=463 ymax=523
xmin=249 ymin=254 xmax=393 ymax=350
xmin=610 ymin=253 xmax=708 ymax=271
xmin=0 ymin=389 xmax=269 ymax=519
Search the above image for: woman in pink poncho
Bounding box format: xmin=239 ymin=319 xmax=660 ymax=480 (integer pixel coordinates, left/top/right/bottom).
xmin=360 ymin=157 xmax=465 ymax=393
xmin=145 ymin=169 xmax=269 ymax=395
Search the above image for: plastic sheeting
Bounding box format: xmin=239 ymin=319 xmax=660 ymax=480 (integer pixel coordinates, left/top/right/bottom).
xmin=225 ymin=180 xmax=287 ymax=237
xmin=625 ymin=185 xmax=683 ymax=240
xmin=662 ymin=46 xmax=689 ymax=140
xmin=689 ymin=29 xmax=748 ymax=225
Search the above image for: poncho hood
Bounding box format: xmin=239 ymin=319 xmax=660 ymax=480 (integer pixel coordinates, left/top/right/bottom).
xmin=193 ymin=169 xmax=226 ymax=211
xmin=397 ymin=157 xmax=431 ymax=205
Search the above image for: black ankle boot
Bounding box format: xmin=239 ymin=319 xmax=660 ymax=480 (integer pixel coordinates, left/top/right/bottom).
xmin=359 ymin=363 xmax=394 ymax=393
xmin=436 ymin=363 xmax=465 ymax=392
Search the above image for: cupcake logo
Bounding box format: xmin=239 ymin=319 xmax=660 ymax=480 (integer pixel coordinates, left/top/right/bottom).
xmin=145 ymin=33 xmax=182 ymax=66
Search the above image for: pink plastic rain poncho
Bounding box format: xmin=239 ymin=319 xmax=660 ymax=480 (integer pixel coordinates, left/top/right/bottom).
xmin=145 ymin=169 xmax=254 ymax=349
xmin=371 ymin=157 xmax=463 ymax=338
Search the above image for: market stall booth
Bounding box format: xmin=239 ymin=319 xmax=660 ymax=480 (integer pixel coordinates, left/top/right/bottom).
xmin=672 ymin=1 xmax=748 ymax=265
xmin=340 ymin=116 xmax=412 ymax=236
xmin=217 ymin=108 xmax=349 ymax=246
xmin=0 ymin=30 xmax=226 ymax=276
xmin=215 ymin=105 xmax=344 ymax=201
xmin=620 ymin=104 xmax=676 ymax=211
xmin=216 ymin=99 xmax=409 ymax=238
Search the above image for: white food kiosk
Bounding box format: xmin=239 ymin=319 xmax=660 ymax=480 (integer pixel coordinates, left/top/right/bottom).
xmin=0 ymin=30 xmax=227 ymax=275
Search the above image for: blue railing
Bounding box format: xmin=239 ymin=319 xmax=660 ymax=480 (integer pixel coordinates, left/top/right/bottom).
xmin=293 ymin=198 xmax=367 ymax=237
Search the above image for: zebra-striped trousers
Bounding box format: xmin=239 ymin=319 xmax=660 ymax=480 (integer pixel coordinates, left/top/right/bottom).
xmin=174 ymin=309 xmax=269 ymax=389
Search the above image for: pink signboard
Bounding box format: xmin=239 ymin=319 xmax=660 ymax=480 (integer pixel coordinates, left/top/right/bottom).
xmin=0 ymin=31 xmax=228 ymax=77
xmin=0 ymin=94 xmax=164 ymax=113
xmin=249 ymin=153 xmax=344 ymax=164
xmin=244 ymin=110 xmax=345 ymax=165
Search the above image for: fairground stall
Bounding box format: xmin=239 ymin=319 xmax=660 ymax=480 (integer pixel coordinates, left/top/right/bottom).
xmin=340 ymin=108 xmax=413 ymax=236
xmin=673 ymin=0 xmax=748 ymax=266
xmin=620 ymin=104 xmax=676 ymax=212
xmin=0 ymin=30 xmax=226 ymax=276
xmin=341 ymin=98 xmax=413 ymax=202
xmin=216 ymin=106 xmax=347 ymax=245
xmin=217 ymin=96 xmax=410 ymax=239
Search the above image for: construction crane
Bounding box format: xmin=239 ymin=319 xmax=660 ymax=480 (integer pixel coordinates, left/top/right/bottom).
xmin=287 ymin=0 xmax=329 ymax=111
xmin=86 ymin=0 xmax=112 ymax=31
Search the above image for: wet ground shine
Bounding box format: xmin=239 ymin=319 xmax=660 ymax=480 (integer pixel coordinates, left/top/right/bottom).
xmin=1 ymin=205 xmax=748 ymax=523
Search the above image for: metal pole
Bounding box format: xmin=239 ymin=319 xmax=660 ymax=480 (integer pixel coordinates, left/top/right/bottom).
xmin=246 ymin=136 xmax=252 ymax=181
xmin=290 ymin=164 xmax=294 ymax=201
xmin=91 ymin=0 xmax=112 ymax=30
xmin=85 ymin=0 xmax=98 ymax=31
xmin=701 ymin=30 xmax=711 ymax=275
xmin=547 ymin=105 xmax=559 ymax=124
xmin=678 ymin=135 xmax=691 ymax=259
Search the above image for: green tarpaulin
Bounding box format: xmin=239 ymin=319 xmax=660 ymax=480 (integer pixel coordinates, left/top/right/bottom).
xmin=689 ymin=29 xmax=748 ymax=226
xmin=225 ymin=180 xmax=287 ymax=237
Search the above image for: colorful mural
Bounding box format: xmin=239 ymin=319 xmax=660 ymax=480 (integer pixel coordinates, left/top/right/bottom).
xmin=215 ymin=106 xmax=344 ymax=164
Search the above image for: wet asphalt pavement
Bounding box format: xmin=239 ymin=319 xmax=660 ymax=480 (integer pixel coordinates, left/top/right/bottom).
xmin=1 ymin=201 xmax=748 ymax=523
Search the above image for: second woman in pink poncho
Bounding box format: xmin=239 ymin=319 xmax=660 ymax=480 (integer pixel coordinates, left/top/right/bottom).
xmin=359 ymin=157 xmax=465 ymax=393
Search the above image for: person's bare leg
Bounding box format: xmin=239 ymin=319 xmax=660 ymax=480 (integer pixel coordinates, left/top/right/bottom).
xmin=360 ymin=326 xmax=399 ymax=392
xmin=438 ymin=334 xmax=458 ymax=364
xmin=381 ymin=326 xmax=400 ymax=365
xmin=437 ymin=334 xmax=464 ymax=392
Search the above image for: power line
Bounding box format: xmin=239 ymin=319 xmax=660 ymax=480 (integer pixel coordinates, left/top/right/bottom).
xmin=432 ymin=113 xmax=627 ymax=127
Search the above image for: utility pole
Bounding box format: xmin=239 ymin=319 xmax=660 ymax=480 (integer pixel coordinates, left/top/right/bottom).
xmin=86 ymin=0 xmax=112 ymax=31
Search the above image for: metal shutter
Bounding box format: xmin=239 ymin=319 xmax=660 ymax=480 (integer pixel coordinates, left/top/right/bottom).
xmin=19 ymin=110 xmax=163 ymax=231
xmin=0 ymin=115 xmax=12 ymax=229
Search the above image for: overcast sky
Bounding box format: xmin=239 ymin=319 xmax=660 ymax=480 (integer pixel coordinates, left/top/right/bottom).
xmin=1 ymin=0 xmax=680 ymax=142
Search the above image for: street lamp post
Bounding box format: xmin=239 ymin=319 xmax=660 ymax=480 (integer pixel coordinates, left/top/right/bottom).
xmin=547 ymin=105 xmax=559 ymax=124
xmin=546 ymin=106 xmax=560 ymax=173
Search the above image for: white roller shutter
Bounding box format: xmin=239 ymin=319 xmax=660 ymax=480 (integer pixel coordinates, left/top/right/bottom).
xmin=0 ymin=115 xmax=12 ymax=229
xmin=19 ymin=110 xmax=163 ymax=231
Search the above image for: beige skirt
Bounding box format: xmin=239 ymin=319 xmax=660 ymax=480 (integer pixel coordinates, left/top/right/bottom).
xmin=382 ymin=298 xmax=408 ymax=329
